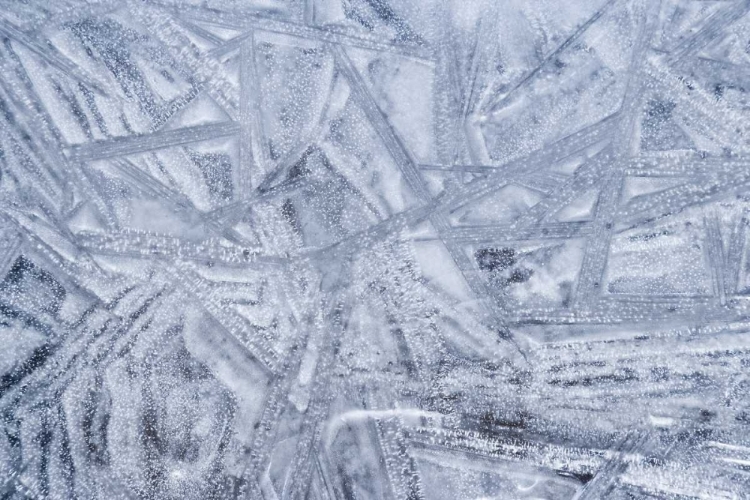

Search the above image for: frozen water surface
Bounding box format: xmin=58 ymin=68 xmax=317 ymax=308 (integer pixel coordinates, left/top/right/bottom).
xmin=1 ymin=0 xmax=750 ymax=498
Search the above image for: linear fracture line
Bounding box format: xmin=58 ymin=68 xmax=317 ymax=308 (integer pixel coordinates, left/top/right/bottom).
xmin=75 ymin=230 xmax=285 ymax=269
xmin=619 ymin=170 xmax=750 ymax=228
xmin=0 ymin=285 xmax=162 ymax=414
xmin=440 ymin=114 xmax=617 ymax=214
xmin=278 ymin=303 xmax=352 ymax=500
xmin=331 ymin=37 xmax=529 ymax=349
xmin=483 ymin=0 xmax=618 ymax=115
xmin=647 ymin=56 xmax=750 ymax=152
xmin=573 ymin=168 xmax=623 ymax=307
xmin=0 ymin=103 xmax=65 ymax=201
xmin=434 ymin=221 xmax=594 ymax=244
xmin=375 ymin=417 xmax=426 ymax=500
xmin=237 ymin=318 xmax=317 ymax=499
xmin=0 ymin=16 xmax=109 ymax=95
xmin=705 ymin=213 xmax=728 ymax=306
xmin=510 ymin=148 xmax=613 ymax=231
xmin=0 ymin=41 xmax=117 ymax=229
xmin=625 ymin=155 xmax=750 ymax=177
xmin=164 ymin=262 xmax=281 ymax=374
xmin=107 ymin=158 xmax=259 ymax=246
xmin=238 ymin=34 xmax=265 ymax=194
xmin=725 ymin=217 xmax=747 ymax=295
xmin=666 ymin=0 xmax=750 ymax=66
xmin=573 ymin=1 xmax=658 ymax=307
xmin=330 ymin=43 xmax=432 ymax=204
xmin=108 ymin=158 xmax=193 ymax=210
xmin=420 ymin=164 xmax=569 ymax=193
xmin=66 ymin=121 xmax=240 ymax=161
xmin=130 ymin=1 xmax=239 ymax=118
xmin=173 ymin=15 xmax=227 ymax=46
xmin=178 ymin=6 xmax=435 ymax=61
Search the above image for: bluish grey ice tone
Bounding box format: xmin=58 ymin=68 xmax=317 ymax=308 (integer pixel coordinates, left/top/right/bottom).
xmin=1 ymin=0 xmax=750 ymax=498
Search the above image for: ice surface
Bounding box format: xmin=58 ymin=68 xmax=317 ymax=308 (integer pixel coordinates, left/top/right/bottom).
xmin=1 ymin=0 xmax=750 ymax=498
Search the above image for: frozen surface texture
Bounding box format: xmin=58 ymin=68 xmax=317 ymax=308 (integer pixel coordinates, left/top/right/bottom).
xmin=2 ymin=0 xmax=750 ymax=498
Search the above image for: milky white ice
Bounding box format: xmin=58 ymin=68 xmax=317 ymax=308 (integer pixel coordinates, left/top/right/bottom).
xmin=0 ymin=0 xmax=749 ymax=499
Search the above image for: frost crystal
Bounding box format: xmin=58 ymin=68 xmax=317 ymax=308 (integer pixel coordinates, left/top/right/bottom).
xmin=1 ymin=0 xmax=750 ymax=499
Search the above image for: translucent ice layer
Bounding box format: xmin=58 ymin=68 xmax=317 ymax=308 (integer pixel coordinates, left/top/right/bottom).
xmin=1 ymin=1 xmax=750 ymax=499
